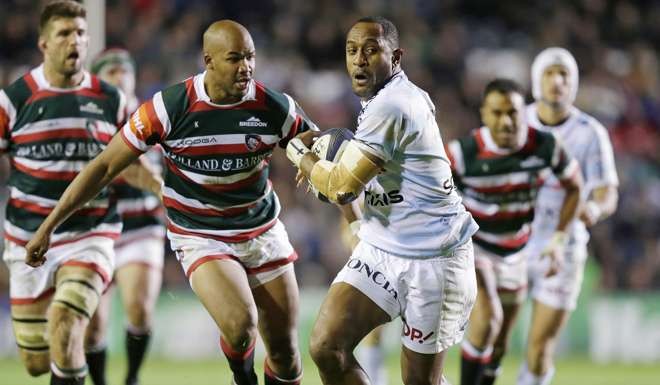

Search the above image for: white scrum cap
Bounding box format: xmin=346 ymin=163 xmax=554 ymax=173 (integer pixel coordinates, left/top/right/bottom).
xmin=531 ymin=47 xmax=579 ymax=104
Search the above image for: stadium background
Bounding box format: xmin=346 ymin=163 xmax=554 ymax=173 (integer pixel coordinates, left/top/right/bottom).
xmin=0 ymin=0 xmax=658 ymax=384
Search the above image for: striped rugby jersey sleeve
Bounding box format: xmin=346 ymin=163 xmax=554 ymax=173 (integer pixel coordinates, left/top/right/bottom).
xmin=0 ymin=90 xmax=15 ymax=153
xmin=121 ymin=91 xmax=171 ymax=154
xmin=278 ymin=94 xmax=318 ymax=148
xmin=550 ymin=135 xmax=580 ymax=182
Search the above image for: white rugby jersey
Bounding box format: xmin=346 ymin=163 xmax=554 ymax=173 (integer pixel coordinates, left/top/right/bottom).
xmin=526 ymin=103 xmax=618 ymax=252
xmin=353 ymin=72 xmax=478 ymax=258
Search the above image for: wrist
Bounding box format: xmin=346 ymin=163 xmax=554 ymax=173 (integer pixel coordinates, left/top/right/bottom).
xmin=286 ymin=138 xmax=310 ymax=168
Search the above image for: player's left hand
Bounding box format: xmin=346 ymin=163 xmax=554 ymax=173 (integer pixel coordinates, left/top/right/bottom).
xmin=24 ymin=228 xmax=51 ymax=268
xmin=541 ymin=231 xmax=566 ymax=277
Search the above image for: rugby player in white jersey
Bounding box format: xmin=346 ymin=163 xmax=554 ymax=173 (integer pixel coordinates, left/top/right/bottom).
xmin=1 ymin=2 xmax=161 ymax=384
xmin=518 ymin=48 xmax=619 ymax=385
xmin=84 ymin=48 xmax=165 ymax=385
xmin=287 ymin=17 xmax=479 ymax=385
xmin=25 ymin=19 xmax=316 ymax=385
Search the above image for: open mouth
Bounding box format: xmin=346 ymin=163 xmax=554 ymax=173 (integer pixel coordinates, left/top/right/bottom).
xmin=235 ymin=78 xmax=251 ymax=90
xmin=353 ymin=72 xmax=369 ymax=85
xmin=66 ymin=51 xmax=80 ymax=61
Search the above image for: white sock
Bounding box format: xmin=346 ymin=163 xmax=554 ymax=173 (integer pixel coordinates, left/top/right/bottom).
xmin=517 ymin=362 xmax=555 ymax=385
xmin=358 ymin=345 xmax=387 ymax=385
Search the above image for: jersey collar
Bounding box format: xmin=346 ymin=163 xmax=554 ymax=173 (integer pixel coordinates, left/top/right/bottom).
xmin=195 ymin=71 xmax=257 ymax=107
xmin=32 ymin=64 xmax=92 ymax=91
xmin=479 ymin=125 xmax=529 ymax=155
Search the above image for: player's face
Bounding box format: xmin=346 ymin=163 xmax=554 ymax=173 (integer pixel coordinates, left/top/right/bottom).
xmin=206 ymin=32 xmax=255 ymax=103
xmin=541 ymin=64 xmax=572 ymax=106
xmin=481 ymin=91 xmax=526 ymax=149
xmin=40 ymin=17 xmax=88 ymax=77
xmin=346 ymin=22 xmax=397 ymax=99
xmin=98 ymin=63 xmax=136 ymax=96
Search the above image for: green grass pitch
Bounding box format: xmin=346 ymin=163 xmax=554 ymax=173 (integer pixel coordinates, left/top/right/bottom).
xmin=1 ymin=352 xmax=658 ymax=385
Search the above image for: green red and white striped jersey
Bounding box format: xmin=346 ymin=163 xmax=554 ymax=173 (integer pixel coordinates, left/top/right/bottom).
xmin=446 ymin=126 xmax=579 ymax=257
xmin=120 ymin=72 xmax=315 ymax=242
xmin=0 ymin=65 xmax=126 ymax=246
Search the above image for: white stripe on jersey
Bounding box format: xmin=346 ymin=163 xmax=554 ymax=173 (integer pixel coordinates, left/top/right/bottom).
xmin=474 ymin=224 xmax=531 ymax=243
xmin=153 ymin=92 xmax=172 ymax=138
xmin=164 ymin=133 xmax=280 ymax=149
xmin=11 ymin=117 xmax=117 ymax=137
xmin=117 ymin=88 xmax=127 ymax=125
xmin=460 ymin=169 xmax=549 ymax=188
xmin=13 ymin=157 xmax=90 ymax=174
xmin=117 ymin=196 xmax=161 ymax=213
xmin=280 ymin=93 xmax=297 ymax=139
xmin=462 ymin=196 xmax=535 ymax=215
xmin=122 ymin=125 xmax=147 ymax=152
xmin=447 ymin=141 xmax=465 ymax=175
xmin=10 ymin=186 xmax=109 ymax=208
xmin=162 ymin=183 xmax=272 ymax=211
xmin=175 ymin=159 xmax=266 ymax=185
xmin=4 ymin=221 xmax=121 ymax=244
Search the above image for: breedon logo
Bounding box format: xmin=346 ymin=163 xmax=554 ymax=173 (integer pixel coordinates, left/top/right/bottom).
xmin=239 ymin=116 xmax=267 ymax=127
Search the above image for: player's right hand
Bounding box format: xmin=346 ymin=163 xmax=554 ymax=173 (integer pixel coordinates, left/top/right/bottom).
xmin=541 ymin=231 xmax=566 ymax=277
xmin=24 ymin=229 xmax=51 ymax=268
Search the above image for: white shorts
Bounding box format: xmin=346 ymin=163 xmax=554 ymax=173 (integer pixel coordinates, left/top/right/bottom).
xmin=528 ymin=244 xmax=587 ymax=311
xmin=3 ymin=236 xmax=115 ymax=304
xmin=114 ymin=226 xmax=166 ymax=270
xmin=169 ymin=220 xmax=297 ymax=288
xmin=333 ymin=239 xmax=477 ymax=354
xmin=474 ymin=244 xmax=527 ymax=304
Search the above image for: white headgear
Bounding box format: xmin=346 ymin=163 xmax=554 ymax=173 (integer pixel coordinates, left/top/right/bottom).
xmin=531 ymin=47 xmax=579 ymax=104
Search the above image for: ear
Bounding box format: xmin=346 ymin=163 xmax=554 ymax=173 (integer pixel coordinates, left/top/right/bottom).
xmin=203 ymin=52 xmax=213 ymax=70
xmin=391 ymin=48 xmax=403 ymax=69
xmin=38 ymin=35 xmax=47 ymax=54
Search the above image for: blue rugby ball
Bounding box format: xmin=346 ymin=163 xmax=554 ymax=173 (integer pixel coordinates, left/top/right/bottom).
xmin=310 ymin=128 xmax=354 ymax=202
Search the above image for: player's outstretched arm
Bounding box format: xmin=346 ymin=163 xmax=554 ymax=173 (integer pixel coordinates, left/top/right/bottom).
xmin=287 ymin=137 xmax=383 ymax=205
xmin=580 ymin=185 xmax=618 ymax=227
xmin=24 ymin=134 xmax=143 ymax=267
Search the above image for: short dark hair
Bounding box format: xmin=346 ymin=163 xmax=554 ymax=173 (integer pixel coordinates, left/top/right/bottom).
xmin=39 ymin=0 xmax=86 ymax=35
xmin=483 ymin=78 xmax=524 ymax=100
xmin=354 ymin=16 xmax=399 ymax=50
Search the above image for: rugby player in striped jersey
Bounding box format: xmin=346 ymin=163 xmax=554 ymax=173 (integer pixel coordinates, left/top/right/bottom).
xmin=83 ymin=48 xmax=166 ymax=385
xmin=518 ymin=48 xmax=618 ymax=385
xmin=26 ymin=19 xmax=317 ymax=385
xmin=1 ymin=2 xmax=161 ymax=385
xmin=445 ymin=79 xmax=582 ymax=385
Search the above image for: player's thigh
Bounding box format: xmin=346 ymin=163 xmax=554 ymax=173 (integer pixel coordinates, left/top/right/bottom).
xmin=311 ymin=282 xmax=391 ymax=352
xmin=53 ymin=264 xmax=106 ymax=319
xmin=11 ymin=297 xmax=51 ymax=372
xmin=363 ymin=325 xmax=386 ymax=346
xmin=528 ymin=300 xmax=570 ymax=346
xmin=466 ymin=264 xmax=502 ymax=341
xmin=400 ymin=345 xmax=447 ymax=385
xmin=251 ymin=264 xmax=299 ymax=346
xmin=115 ymin=263 xmax=162 ymax=312
xmin=190 ymin=258 xmax=257 ymax=335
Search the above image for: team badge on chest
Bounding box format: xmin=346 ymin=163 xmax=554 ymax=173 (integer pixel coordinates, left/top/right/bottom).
xmin=245 ymin=134 xmax=262 ymax=152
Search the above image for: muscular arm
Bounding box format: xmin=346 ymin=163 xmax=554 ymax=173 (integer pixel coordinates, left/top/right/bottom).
xmin=120 ymin=155 xmax=163 ymax=198
xmin=580 ymin=185 xmax=618 ymax=227
xmin=555 ymin=171 xmax=583 ymax=232
xmin=25 ymin=135 xmax=151 ymax=265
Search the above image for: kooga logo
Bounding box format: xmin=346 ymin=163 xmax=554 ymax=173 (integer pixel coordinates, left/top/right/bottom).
xmin=240 ymin=117 xmax=267 ymax=127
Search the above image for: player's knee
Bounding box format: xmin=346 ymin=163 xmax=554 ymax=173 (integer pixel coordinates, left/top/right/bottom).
xmin=84 ymin=316 xmax=107 ymax=349
xmin=268 ymin=337 xmax=299 ymax=372
xmin=49 ymin=306 xmax=87 ymax=354
xmin=308 ymin=333 xmax=345 ymax=370
xmin=125 ymin=300 xmax=152 ymax=330
xmin=222 ymin=315 xmax=258 ymax=351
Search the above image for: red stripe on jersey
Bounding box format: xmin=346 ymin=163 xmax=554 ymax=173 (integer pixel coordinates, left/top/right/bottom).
xmin=24 ymin=73 xmax=39 ymax=95
xmin=468 ymin=180 xmax=543 ymax=194
xmin=0 ymin=106 xmax=9 ymax=138
xmin=12 ymin=128 xmax=112 ymax=144
xmin=167 ymin=218 xmax=276 ymax=243
xmin=519 ymin=127 xmax=537 ymax=153
xmin=12 ymin=159 xmax=78 ymax=180
xmin=162 ymin=196 xmax=253 ymax=217
xmin=10 ymin=287 xmax=55 ymax=305
xmin=143 ymin=99 xmax=165 ymax=139
xmin=184 ymin=77 xmax=196 ymax=111
xmin=281 ymin=115 xmax=302 ymax=145
xmin=90 ymin=75 xmax=102 ymax=93
xmin=120 ymin=129 xmax=145 ymax=154
xmin=26 ymin=89 xmax=108 ymax=105
xmin=473 ymin=230 xmax=530 ymax=249
xmin=168 ymin=142 xmax=275 ymax=156
xmin=164 ymin=157 xmax=265 ymax=192
xmin=474 ymin=130 xmax=500 ymax=159
xmin=118 ymin=206 xmax=164 ymax=218
xmin=466 ymin=206 xmax=533 ymax=220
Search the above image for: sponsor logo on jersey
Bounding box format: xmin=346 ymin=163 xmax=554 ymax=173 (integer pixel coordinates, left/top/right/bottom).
xmin=169 ymin=152 xmax=269 ymax=172
xmin=245 ymin=134 xmax=262 ymax=152
xmin=520 ymin=155 xmax=545 ymax=169
xmin=365 ymin=189 xmax=404 ymax=207
xmin=402 ymin=320 xmax=436 ymax=345
xmin=170 ymin=137 xmax=218 ymax=147
xmin=80 ymin=101 xmax=104 ymax=115
xmin=345 ymin=258 xmax=398 ymax=299
xmin=239 ymin=116 xmax=267 ymax=127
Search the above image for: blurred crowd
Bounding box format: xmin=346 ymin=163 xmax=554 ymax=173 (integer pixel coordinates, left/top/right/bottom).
xmin=1 ymin=0 xmax=658 ymax=291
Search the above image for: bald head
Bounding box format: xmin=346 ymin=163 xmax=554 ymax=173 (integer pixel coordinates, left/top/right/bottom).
xmin=203 ymin=20 xmax=253 ymax=55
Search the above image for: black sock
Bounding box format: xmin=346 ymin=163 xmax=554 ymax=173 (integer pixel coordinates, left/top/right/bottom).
xmin=50 ymin=374 xmax=85 ymax=385
xmin=220 ymin=338 xmax=258 ymax=385
xmin=85 ymin=347 xmax=107 ymax=385
xmin=480 ymin=358 xmax=502 ymax=385
xmin=461 ymin=354 xmax=487 ymax=385
xmin=125 ymin=329 xmax=151 ymax=384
